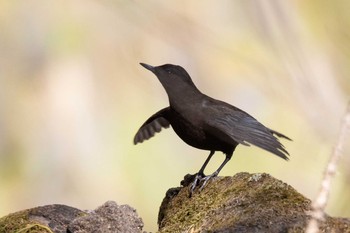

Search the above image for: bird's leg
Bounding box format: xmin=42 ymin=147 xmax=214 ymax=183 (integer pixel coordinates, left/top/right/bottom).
xmin=190 ymin=151 xmax=215 ymax=195
xmin=197 ymin=150 xmax=215 ymax=176
xmin=199 ymin=153 xmax=232 ymax=191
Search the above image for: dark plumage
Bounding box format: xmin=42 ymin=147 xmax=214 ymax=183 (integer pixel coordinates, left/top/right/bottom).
xmin=134 ymin=63 xmax=291 ymax=194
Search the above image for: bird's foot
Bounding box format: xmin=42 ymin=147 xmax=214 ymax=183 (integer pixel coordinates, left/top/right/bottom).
xmin=189 ymin=171 xmax=218 ymax=197
xmin=199 ymin=171 xmax=218 ymax=191
xmin=189 ymin=172 xmax=205 ymax=197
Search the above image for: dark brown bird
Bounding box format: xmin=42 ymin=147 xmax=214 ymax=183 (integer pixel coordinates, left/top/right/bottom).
xmin=134 ymin=63 xmax=291 ymax=194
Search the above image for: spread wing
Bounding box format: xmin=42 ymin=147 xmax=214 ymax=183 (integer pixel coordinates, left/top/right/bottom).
xmin=134 ymin=107 xmax=170 ymax=144
xmin=205 ymin=104 xmax=290 ymax=160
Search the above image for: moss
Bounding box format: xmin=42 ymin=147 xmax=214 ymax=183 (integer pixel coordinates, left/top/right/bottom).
xmin=0 ymin=204 xmax=86 ymax=233
xmin=0 ymin=210 xmax=28 ymax=233
xmin=15 ymin=224 xmax=53 ymax=233
xmin=158 ymin=172 xmax=349 ymax=233
xmin=0 ymin=209 xmax=51 ymax=233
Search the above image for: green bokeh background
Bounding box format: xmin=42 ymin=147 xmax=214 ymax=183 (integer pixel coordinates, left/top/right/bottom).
xmin=0 ymin=1 xmax=349 ymax=231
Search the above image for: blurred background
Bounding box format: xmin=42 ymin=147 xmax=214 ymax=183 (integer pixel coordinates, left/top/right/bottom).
xmin=0 ymin=0 xmax=349 ymax=231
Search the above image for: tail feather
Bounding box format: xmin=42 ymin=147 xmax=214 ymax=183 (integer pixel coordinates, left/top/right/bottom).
xmin=269 ymin=129 xmax=292 ymax=141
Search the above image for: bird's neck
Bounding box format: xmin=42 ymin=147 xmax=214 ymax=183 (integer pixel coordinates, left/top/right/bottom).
xmin=166 ymin=85 xmax=203 ymax=109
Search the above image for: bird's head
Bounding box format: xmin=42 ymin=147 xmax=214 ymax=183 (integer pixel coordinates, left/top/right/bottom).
xmin=139 ymin=63 xmax=197 ymax=91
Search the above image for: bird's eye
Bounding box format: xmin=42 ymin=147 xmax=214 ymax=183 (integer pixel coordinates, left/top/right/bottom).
xmin=166 ymin=69 xmax=172 ymax=74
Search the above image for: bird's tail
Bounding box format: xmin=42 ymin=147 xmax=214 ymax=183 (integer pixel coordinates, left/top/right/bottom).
xmin=269 ymin=129 xmax=292 ymax=141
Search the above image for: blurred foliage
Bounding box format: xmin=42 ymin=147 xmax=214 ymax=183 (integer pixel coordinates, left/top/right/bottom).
xmin=0 ymin=1 xmax=349 ymax=231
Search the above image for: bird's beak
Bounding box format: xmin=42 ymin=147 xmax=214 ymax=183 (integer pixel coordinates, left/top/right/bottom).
xmin=140 ymin=63 xmax=155 ymax=73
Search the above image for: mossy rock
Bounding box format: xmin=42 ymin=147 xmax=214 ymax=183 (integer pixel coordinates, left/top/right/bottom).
xmin=0 ymin=201 xmax=143 ymax=233
xmin=0 ymin=204 xmax=83 ymax=233
xmin=158 ymin=172 xmax=350 ymax=233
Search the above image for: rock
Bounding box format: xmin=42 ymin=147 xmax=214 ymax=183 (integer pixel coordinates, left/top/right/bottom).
xmin=0 ymin=204 xmax=83 ymax=233
xmin=1 ymin=173 xmax=349 ymax=233
xmin=158 ymin=172 xmax=350 ymax=233
xmin=0 ymin=201 xmax=144 ymax=233
xmin=67 ymin=201 xmax=144 ymax=233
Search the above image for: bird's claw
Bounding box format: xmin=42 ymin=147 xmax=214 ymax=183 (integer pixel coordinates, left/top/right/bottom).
xmin=198 ymin=175 xmax=212 ymax=192
xmin=198 ymin=171 xmax=218 ymax=191
xmin=189 ymin=172 xmax=218 ymax=197
xmin=189 ymin=173 xmax=204 ymax=197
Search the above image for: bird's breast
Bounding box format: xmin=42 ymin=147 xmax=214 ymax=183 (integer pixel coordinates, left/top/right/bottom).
xmin=168 ymin=109 xmax=205 ymax=146
xmin=167 ymin=107 xmax=231 ymax=152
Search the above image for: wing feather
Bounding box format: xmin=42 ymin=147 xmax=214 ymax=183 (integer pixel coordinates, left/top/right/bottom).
xmin=134 ymin=107 xmax=170 ymax=144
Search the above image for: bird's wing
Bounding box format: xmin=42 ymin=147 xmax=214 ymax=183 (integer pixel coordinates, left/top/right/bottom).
xmin=134 ymin=107 xmax=170 ymax=144
xmin=204 ymin=105 xmax=290 ymax=160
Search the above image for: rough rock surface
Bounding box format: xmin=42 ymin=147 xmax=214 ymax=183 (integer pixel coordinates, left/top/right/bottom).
xmin=68 ymin=201 xmax=144 ymax=233
xmin=0 ymin=201 xmax=143 ymax=233
xmin=158 ymin=172 xmax=350 ymax=233
xmin=1 ymin=172 xmax=349 ymax=233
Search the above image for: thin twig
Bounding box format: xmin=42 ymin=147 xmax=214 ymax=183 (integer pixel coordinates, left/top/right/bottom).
xmin=306 ymin=101 xmax=350 ymax=233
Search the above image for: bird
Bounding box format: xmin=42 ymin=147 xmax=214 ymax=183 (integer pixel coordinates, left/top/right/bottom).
xmin=134 ymin=63 xmax=291 ymax=195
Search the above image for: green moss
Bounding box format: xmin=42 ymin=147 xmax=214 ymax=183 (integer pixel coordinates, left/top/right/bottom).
xmin=15 ymin=224 xmax=53 ymax=233
xmin=0 ymin=210 xmax=30 ymax=233
xmin=0 ymin=210 xmax=53 ymax=233
xmin=158 ymin=172 xmax=315 ymax=232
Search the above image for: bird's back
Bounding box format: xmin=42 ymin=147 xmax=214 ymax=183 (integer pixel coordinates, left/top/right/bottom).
xmin=198 ymin=97 xmax=289 ymax=160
